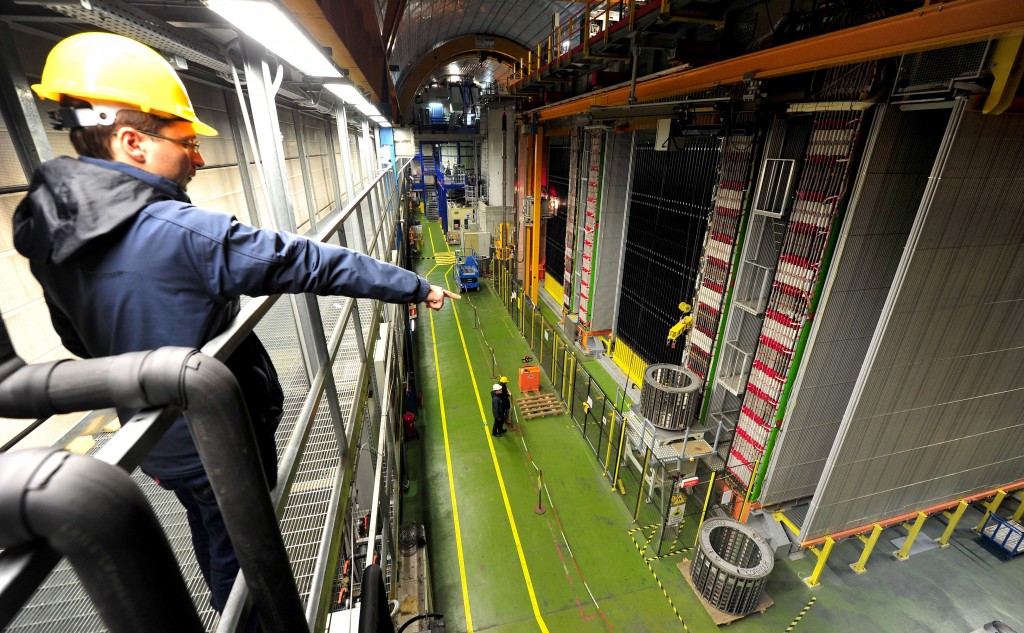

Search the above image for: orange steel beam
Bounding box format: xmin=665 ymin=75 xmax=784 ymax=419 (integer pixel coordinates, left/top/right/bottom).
xmin=535 ymin=0 xmax=1024 ymax=122
xmin=397 ymin=35 xmax=529 ymax=115
xmin=800 ymin=479 xmax=1024 ymax=549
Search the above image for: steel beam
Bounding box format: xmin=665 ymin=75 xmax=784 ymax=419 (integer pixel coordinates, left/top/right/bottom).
xmin=535 ymin=0 xmax=1024 ymax=121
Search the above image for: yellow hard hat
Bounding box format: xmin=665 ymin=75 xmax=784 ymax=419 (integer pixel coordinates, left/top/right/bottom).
xmin=499 ymin=376 xmax=509 ymax=384
xmin=32 ymin=32 xmax=217 ymax=136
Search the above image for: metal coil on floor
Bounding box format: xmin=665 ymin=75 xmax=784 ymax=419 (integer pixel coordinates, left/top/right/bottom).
xmin=690 ymin=518 xmax=773 ymax=615
xmin=639 ymin=364 xmax=701 ymax=431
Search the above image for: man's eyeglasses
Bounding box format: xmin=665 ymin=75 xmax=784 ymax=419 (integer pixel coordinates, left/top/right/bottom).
xmin=139 ymin=130 xmax=201 ymax=152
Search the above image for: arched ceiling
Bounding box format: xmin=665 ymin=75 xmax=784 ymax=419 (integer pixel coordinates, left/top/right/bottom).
xmin=425 ymin=57 xmax=512 ymax=89
xmin=385 ymin=0 xmax=575 ymax=98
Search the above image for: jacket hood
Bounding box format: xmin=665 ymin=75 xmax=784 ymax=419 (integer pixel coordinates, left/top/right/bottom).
xmin=13 ymin=157 xmax=188 ymax=265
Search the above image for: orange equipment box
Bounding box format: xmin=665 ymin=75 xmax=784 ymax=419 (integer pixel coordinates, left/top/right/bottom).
xmin=519 ymin=366 xmax=541 ymax=392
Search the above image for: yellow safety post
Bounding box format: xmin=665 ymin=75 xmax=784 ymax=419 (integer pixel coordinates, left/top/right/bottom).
xmin=937 ymin=500 xmax=969 ymax=548
xmin=565 ymin=344 xmax=573 ymax=399
xmin=849 ymin=523 xmax=883 ymax=574
xmin=738 ymin=458 xmax=760 ymax=523
xmin=1012 ymin=493 xmax=1024 ymax=522
xmin=974 ymin=489 xmax=1007 ymax=532
xmin=805 ymin=536 xmax=834 ymax=588
xmin=611 ymin=410 xmax=627 ymax=492
xmin=693 ymin=472 xmax=717 ymax=547
xmin=633 ymin=446 xmax=652 ymax=521
xmin=893 ymin=512 xmax=928 ymax=561
xmin=604 ymin=413 xmax=617 ymax=472
xmin=569 ymin=354 xmax=577 ymax=404
xmin=551 ymin=332 xmax=558 ymax=378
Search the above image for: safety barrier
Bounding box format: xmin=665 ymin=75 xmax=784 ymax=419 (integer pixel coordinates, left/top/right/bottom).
xmin=0 ymin=159 xmax=415 ymax=632
xmin=490 ymin=258 xmax=753 ymax=557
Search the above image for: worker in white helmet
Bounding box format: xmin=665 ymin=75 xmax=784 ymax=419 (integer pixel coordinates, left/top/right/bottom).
xmin=491 ymin=383 xmax=506 ymax=436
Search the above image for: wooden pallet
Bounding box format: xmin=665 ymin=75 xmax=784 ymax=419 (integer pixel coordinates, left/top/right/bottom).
xmin=517 ymin=392 xmax=564 ymax=420
xmin=677 ymin=559 xmax=773 ymax=625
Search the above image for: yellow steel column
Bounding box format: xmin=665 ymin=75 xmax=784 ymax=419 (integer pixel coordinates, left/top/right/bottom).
xmin=604 ymin=413 xmax=617 ymax=472
xmin=530 ymin=123 xmax=544 ymax=305
xmin=693 ymin=471 xmax=717 ymax=547
xmin=974 ymin=489 xmax=1007 ymax=532
xmin=1012 ymin=492 xmax=1024 ymax=522
xmin=893 ymin=512 xmax=928 ymax=561
xmin=805 ymin=536 xmax=835 ymax=588
xmin=937 ymin=500 xmax=969 ymax=548
xmin=982 ymin=35 xmax=1024 ymax=115
xmin=849 ymin=524 xmax=883 ymax=573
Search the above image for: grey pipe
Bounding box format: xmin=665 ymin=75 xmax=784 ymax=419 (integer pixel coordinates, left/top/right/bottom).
xmin=0 ymin=334 xmax=306 ymax=632
xmin=0 ymin=448 xmax=204 ymax=632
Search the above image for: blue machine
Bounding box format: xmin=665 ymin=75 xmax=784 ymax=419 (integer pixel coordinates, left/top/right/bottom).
xmin=454 ymin=252 xmax=480 ymax=292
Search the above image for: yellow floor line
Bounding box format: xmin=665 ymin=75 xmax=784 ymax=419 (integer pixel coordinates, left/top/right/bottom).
xmin=445 ymin=275 xmax=551 ymax=633
xmin=428 ymin=222 xmax=443 ymax=253
xmin=428 ymin=307 xmax=474 ymax=632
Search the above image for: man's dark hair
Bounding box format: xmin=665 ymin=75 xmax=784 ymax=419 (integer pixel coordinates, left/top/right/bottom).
xmin=61 ymin=97 xmax=168 ymax=159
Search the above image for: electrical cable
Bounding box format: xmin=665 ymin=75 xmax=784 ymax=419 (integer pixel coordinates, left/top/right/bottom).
xmin=396 ymin=613 xmax=444 ymax=633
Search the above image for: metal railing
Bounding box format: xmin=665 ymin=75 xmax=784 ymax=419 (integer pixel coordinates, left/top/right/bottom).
xmin=0 ymin=158 xmax=414 ymax=633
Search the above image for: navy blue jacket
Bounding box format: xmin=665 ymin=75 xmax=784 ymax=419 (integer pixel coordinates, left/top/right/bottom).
xmin=491 ymin=390 xmax=505 ymax=420
xmin=13 ymin=156 xmax=430 ymax=479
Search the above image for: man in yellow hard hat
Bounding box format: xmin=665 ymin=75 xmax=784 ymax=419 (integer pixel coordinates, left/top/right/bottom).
xmin=13 ymin=32 xmax=458 ymax=614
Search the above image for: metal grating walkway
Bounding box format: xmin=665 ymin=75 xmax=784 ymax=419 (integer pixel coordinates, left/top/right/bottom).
xmin=7 ymin=295 xmax=377 ymax=632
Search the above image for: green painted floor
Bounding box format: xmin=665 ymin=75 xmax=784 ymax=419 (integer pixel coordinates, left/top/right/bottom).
xmin=402 ymin=218 xmax=1024 ymax=633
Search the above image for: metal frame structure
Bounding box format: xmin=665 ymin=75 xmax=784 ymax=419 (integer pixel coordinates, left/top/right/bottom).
xmin=0 ymin=14 xmax=411 ymax=633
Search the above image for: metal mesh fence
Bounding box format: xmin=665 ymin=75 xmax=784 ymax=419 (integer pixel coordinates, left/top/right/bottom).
xmin=491 ymin=258 xmax=754 ymax=557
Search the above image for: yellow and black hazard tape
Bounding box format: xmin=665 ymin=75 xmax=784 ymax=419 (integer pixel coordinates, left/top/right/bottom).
xmin=630 ymin=528 xmax=690 ymax=631
xmin=784 ymin=596 xmax=817 ymax=632
xmin=628 ymin=523 xmax=660 ymax=536
xmin=645 ymin=546 xmax=693 ymax=561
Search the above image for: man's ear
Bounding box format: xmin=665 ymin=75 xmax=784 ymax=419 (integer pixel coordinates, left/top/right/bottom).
xmin=111 ymin=127 xmax=147 ymax=164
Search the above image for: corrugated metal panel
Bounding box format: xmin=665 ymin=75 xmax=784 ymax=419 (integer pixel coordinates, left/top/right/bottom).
xmin=801 ymin=107 xmax=1024 ymax=541
xmin=763 ymin=105 xmax=951 ymax=507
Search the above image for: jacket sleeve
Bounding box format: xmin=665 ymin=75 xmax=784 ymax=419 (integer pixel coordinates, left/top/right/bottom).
xmin=171 ymin=206 xmax=431 ymax=303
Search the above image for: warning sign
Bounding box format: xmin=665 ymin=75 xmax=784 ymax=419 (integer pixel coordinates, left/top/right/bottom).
xmin=668 ymin=503 xmax=685 ymax=527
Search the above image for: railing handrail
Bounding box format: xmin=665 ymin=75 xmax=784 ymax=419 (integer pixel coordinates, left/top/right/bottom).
xmin=0 ymin=157 xmax=413 ymax=633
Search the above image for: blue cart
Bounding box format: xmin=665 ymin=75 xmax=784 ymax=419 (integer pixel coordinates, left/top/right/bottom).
xmin=980 ymin=513 xmax=1024 ymax=559
xmin=454 ymin=253 xmax=480 ymax=292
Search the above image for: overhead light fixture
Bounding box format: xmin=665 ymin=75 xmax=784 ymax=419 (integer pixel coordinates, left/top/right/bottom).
xmin=372 ymin=116 xmax=392 ymax=128
xmin=325 ymin=82 xmax=369 ymax=106
xmin=355 ymin=101 xmax=380 ymax=117
xmin=207 ymin=0 xmax=340 ymax=79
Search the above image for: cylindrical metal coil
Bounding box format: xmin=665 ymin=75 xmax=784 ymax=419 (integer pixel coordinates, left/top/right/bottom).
xmin=690 ymin=518 xmax=773 ymax=615
xmin=639 ymin=364 xmax=702 ymax=431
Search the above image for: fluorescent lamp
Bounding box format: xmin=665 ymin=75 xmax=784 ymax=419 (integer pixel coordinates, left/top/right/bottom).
xmin=207 ymin=0 xmax=340 ymax=79
xmin=374 ymin=119 xmax=392 ymax=128
xmin=325 ymin=83 xmax=368 ymax=106
xmin=356 ymin=101 xmax=380 ymax=117
xmin=428 ymin=102 xmax=442 ymax=109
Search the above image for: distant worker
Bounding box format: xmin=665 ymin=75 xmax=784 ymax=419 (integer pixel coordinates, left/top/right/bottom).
xmin=491 ymin=384 xmax=506 ymax=436
xmin=13 ymin=32 xmax=459 ymax=616
xmin=499 ymin=375 xmax=513 ymax=431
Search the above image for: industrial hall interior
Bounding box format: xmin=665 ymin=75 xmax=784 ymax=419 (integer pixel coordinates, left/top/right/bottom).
xmin=1 ymin=0 xmax=1024 ymax=631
